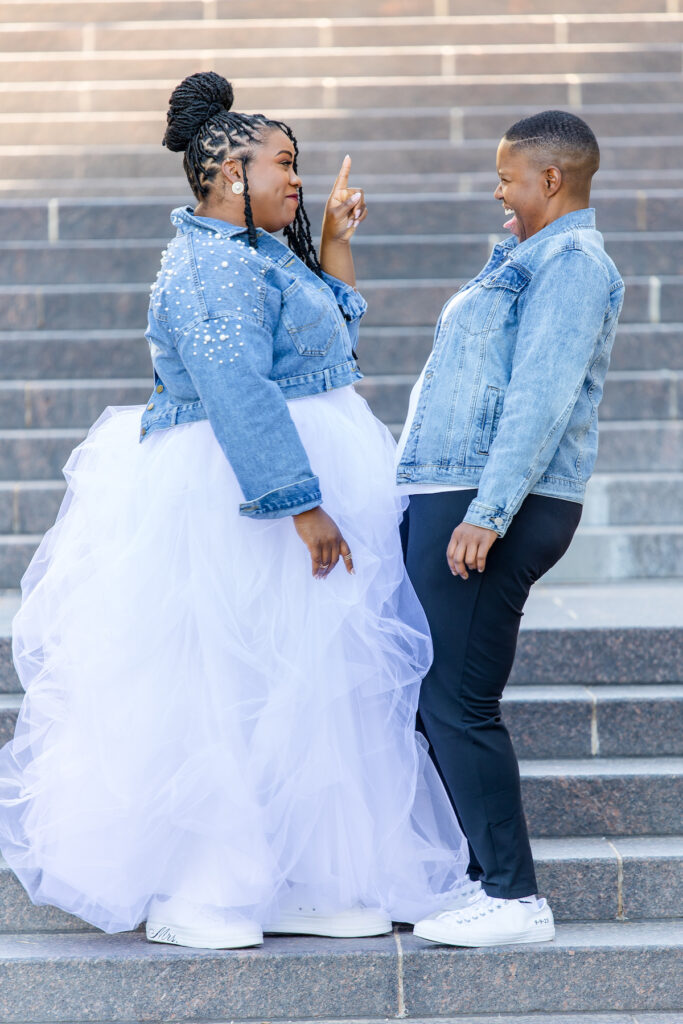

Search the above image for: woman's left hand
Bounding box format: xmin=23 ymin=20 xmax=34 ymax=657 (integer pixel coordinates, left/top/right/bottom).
xmin=321 ymin=154 xmax=367 ymax=245
xmin=447 ymin=522 xmax=498 ymax=579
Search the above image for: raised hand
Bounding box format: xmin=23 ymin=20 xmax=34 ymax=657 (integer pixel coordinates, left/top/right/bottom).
xmin=321 ymin=154 xmax=368 ymax=245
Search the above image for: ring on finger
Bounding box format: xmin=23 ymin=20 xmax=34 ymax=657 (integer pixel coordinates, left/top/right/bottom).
xmin=342 ymin=553 xmax=353 ymax=561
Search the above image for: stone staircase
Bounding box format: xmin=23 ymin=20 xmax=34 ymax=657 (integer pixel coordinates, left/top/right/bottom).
xmin=0 ymin=0 xmax=681 ymax=1021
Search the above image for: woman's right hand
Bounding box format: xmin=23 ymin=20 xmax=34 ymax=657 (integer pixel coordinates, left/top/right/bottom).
xmin=293 ymin=506 xmax=354 ymax=579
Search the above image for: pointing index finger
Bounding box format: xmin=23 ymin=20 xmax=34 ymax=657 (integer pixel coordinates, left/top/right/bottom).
xmin=334 ymin=153 xmax=351 ymax=191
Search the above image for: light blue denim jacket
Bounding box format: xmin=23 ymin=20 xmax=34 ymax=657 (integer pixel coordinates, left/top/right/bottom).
xmin=140 ymin=206 xmax=365 ymax=518
xmin=397 ymin=209 xmax=625 ymax=536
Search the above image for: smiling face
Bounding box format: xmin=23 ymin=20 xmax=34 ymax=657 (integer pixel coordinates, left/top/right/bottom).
xmin=235 ymin=128 xmax=302 ymax=233
xmin=493 ymin=138 xmax=560 ymax=243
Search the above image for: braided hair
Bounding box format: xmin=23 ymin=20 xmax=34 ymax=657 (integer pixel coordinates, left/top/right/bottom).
xmin=163 ymin=71 xmax=322 ymax=275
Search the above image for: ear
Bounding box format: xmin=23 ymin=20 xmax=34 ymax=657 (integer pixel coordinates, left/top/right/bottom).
xmin=220 ymin=158 xmax=242 ymax=186
xmin=544 ymin=165 xmax=562 ymax=197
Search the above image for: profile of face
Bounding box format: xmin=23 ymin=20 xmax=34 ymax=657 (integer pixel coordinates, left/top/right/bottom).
xmin=493 ymin=138 xmax=561 ymax=243
xmin=223 ymin=129 xmax=302 ymax=234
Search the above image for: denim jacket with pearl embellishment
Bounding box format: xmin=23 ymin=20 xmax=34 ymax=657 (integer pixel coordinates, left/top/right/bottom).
xmin=397 ymin=209 xmax=625 ymax=537
xmin=140 ymin=206 xmax=365 ymax=518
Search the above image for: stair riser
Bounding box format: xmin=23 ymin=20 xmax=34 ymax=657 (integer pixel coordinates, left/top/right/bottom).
xmin=6 ymin=21 xmax=683 ymax=54
xmin=3 ymin=235 xmax=683 ymax=284
xmin=0 ymin=693 xmax=679 ymax=758
xmin=4 ymin=194 xmax=683 ymax=242
xmin=3 ymin=474 xmax=680 ymax=533
xmin=0 ymin=279 xmax=680 ymax=329
xmin=9 ymin=107 xmax=683 ymax=147
xmin=0 ymin=0 xmax=676 ymax=21
xmin=0 ymin=424 xmax=678 ymax=487
xmin=0 ymin=928 xmax=679 ymax=1022
xmin=4 ymin=77 xmax=683 ymax=116
xmin=3 ymin=138 xmax=683 ymax=180
xmin=0 ymin=325 xmax=679 ymax=381
xmin=0 ymin=49 xmax=678 ymax=85
xmin=0 ymin=845 xmax=678 ymax=931
xmin=0 ymin=373 xmax=677 ymax=428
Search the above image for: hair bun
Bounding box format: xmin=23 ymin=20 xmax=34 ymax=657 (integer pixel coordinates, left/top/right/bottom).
xmin=163 ymin=71 xmax=234 ymax=151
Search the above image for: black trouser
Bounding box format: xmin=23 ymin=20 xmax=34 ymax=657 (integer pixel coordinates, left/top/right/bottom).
xmin=402 ymin=490 xmax=582 ymax=899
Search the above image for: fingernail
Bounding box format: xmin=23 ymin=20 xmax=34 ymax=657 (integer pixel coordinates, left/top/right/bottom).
xmin=351 ymin=191 xmax=361 ymax=201
xmin=345 ymin=153 xmax=350 ymax=161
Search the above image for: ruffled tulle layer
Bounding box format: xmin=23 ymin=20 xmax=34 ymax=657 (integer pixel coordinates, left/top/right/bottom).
xmin=0 ymin=386 xmax=467 ymax=932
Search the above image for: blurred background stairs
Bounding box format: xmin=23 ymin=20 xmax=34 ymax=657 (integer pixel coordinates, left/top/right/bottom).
xmin=0 ymin=1 xmax=681 ymax=1021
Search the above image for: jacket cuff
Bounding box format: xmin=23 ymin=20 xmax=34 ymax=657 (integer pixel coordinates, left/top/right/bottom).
xmin=239 ymin=477 xmax=322 ymax=519
xmin=321 ymin=272 xmax=368 ymax=321
xmin=462 ymin=499 xmax=511 ymax=537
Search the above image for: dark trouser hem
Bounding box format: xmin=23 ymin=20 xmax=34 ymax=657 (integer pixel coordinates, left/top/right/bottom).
xmin=404 ymin=489 xmax=582 ymax=897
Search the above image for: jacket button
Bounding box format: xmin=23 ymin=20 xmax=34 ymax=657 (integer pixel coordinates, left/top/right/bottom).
xmin=147 ymin=403 xmax=154 ymax=411
xmin=140 ymin=427 xmax=146 ymax=437
xmin=493 ymin=516 xmax=504 ymax=527
xmin=156 ymin=384 xmax=164 ymax=393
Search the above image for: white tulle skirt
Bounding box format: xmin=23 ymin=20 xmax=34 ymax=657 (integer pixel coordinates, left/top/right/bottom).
xmin=0 ymin=385 xmax=468 ymax=933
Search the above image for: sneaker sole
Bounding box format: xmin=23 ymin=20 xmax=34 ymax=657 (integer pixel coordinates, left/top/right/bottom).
xmin=146 ymin=921 xmax=263 ymax=949
xmin=266 ymin=913 xmax=393 ymax=938
xmin=413 ymin=922 xmax=556 ymax=947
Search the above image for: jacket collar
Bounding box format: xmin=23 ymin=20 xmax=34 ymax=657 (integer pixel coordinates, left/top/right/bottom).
xmin=171 ymin=205 xmax=259 ymax=240
xmin=513 ymin=207 xmax=596 ymax=252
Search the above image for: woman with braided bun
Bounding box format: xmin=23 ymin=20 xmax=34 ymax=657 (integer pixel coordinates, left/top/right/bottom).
xmin=0 ymin=72 xmax=471 ymax=950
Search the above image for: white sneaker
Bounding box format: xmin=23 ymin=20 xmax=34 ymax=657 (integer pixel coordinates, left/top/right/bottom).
xmin=266 ymin=904 xmax=392 ymax=938
xmin=440 ymin=877 xmax=483 ymax=910
xmin=413 ymin=890 xmax=555 ymax=947
xmin=146 ymin=895 xmax=263 ymax=949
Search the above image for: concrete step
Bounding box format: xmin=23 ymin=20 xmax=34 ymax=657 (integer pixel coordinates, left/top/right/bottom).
xmin=7 ymin=102 xmax=683 ymax=148
xmin=2 ymin=232 xmax=682 ymax=284
xmin=3 ymin=72 xmax=683 ymax=116
xmin=0 ymin=835 xmax=680 ymax=933
xmin=1 ymin=45 xmax=681 ymax=85
xmin=0 ymin=380 xmax=150 ymax=428
xmin=5 ymin=15 xmax=683 ymax=53
xmin=3 ymin=135 xmax=683 ymax=181
xmin=0 ymin=323 xmax=679 ymax=383
xmin=0 ymin=275 xmax=681 ymax=329
xmin=0 ymin=921 xmax=680 ymax=1021
xmin=3 ymin=191 xmax=682 ymax=243
xmin=0 ymin=481 xmax=64 ymax=533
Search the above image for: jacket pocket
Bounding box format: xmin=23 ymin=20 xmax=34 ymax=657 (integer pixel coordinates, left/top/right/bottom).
xmin=476 ymin=385 xmax=503 ymax=454
xmin=280 ymin=279 xmax=340 ymax=356
xmin=457 ymin=263 xmax=529 ymax=337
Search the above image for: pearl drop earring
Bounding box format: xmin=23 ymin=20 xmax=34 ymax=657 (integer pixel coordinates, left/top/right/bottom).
xmin=232 ymin=181 xmax=244 ymax=195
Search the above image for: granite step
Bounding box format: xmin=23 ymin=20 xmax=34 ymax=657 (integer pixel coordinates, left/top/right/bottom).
xmin=4 ymin=134 xmax=683 ymax=181
xmin=3 ymin=167 xmax=683 ymax=198
xmin=3 ymin=72 xmax=683 ymax=117
xmin=3 ymin=523 xmax=683 ymax=590
xmin=0 ymin=323 xmax=679 ymax=382
xmin=1 ymin=276 xmax=681 ymax=328
xmin=3 ymin=190 xmax=682 ymax=242
xmin=1 ymin=583 xmax=681 ymax=691
xmin=5 ymin=15 xmax=683 ymax=52
xmin=1 ymin=684 xmax=680 ymax=758
xmin=0 ymin=372 xmax=678 ymax=428
xmin=7 ymin=103 xmax=683 ymax=147
xmin=2 ymin=472 xmax=681 ymax=536
xmin=0 ymin=422 xmax=679 ymax=483
xmin=1 ymin=45 xmax=680 ymax=86
xmin=3 ymin=231 xmax=683 ymax=283
xmin=0 ymin=835 xmax=680 ymax=933
xmin=0 ymin=921 xmax=680 ymax=1021
xmin=358 ymin=324 xmax=683 ymax=375
xmin=0 ymin=0 xmax=678 ymax=20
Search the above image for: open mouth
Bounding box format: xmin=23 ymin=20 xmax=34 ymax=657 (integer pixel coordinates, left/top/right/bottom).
xmin=503 ymin=205 xmax=518 ymax=232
